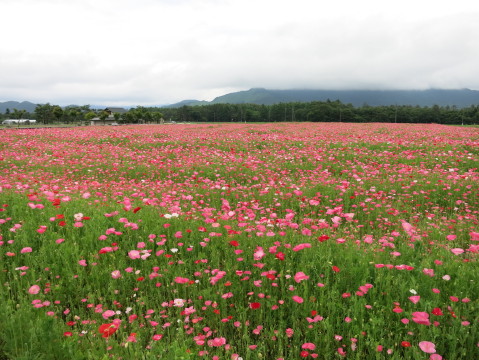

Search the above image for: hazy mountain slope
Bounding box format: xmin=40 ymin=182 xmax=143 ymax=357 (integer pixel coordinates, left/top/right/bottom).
xmin=166 ymin=88 xmax=479 ymax=108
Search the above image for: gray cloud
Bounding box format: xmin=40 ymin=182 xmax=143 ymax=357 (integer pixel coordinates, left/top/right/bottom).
xmin=0 ymin=0 xmax=478 ymax=105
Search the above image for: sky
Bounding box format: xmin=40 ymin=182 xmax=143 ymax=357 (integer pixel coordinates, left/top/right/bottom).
xmin=1 ymin=0 xmax=478 ymax=106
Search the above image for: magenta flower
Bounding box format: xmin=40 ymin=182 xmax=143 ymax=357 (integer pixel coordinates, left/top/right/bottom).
xmin=253 ymin=246 xmax=265 ymax=260
xmin=292 ymin=295 xmax=304 ymax=304
xmin=409 ymin=296 xmax=420 ymax=304
xmin=111 ymin=270 xmax=121 ymax=279
xmin=128 ymin=250 xmax=141 ymax=259
xmin=102 ymin=310 xmax=115 ymax=319
xmin=418 ymin=341 xmax=436 ymax=354
xmin=294 ymin=272 xmax=310 ymax=283
xmin=302 ymin=343 xmax=316 ymax=350
xmin=28 ymin=285 xmax=40 ymax=294
xmin=450 ymin=248 xmax=464 ymax=255
xmin=292 ymin=243 xmax=311 ymax=252
xmin=412 ymin=312 xmax=431 ymax=326
xmin=174 ymin=277 xmax=190 ymax=284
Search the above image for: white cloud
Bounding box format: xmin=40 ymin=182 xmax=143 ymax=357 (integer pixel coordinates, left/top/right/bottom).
xmin=0 ymin=0 xmax=478 ymax=105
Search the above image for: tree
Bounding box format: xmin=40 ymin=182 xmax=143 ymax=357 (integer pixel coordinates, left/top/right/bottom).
xmin=52 ymin=106 xmax=63 ymax=123
xmin=98 ymin=111 xmax=109 ymax=122
xmin=35 ymin=103 xmax=55 ymax=124
xmin=152 ymin=111 xmax=164 ymax=124
xmin=12 ymin=108 xmax=26 ymax=119
xmin=84 ymin=111 xmax=97 ymax=121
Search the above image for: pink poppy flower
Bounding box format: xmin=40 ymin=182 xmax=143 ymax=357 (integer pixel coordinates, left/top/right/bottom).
xmin=111 ymin=270 xmax=121 ymax=279
xmin=292 ymin=243 xmax=311 ymax=252
xmin=409 ymin=296 xmax=420 ymax=304
xmin=450 ymin=248 xmax=464 ymax=255
xmin=28 ymin=285 xmax=40 ymax=294
xmin=412 ymin=312 xmax=431 ymax=326
xmin=102 ymin=310 xmax=115 ymax=319
xmin=254 ymin=246 xmax=265 ymax=260
xmin=302 ymin=343 xmax=316 ymax=350
xmin=294 ymin=272 xmax=310 ymax=283
xmin=292 ymin=296 xmax=304 ymax=304
xmin=418 ymin=341 xmax=436 ymax=354
xmin=128 ymin=250 xmax=141 ymax=259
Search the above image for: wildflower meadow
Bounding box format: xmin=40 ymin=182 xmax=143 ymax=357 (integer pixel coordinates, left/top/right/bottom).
xmin=0 ymin=122 xmax=478 ymax=360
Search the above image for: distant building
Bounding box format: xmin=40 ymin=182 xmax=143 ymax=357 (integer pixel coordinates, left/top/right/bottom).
xmin=90 ymin=116 xmax=118 ymax=126
xmin=104 ymin=107 xmax=127 ymax=115
xmin=2 ymin=119 xmax=37 ymax=125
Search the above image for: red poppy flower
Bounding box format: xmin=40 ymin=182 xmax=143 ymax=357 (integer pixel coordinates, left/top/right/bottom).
xmin=332 ymin=266 xmax=340 ymax=273
xmin=401 ymin=341 xmax=411 ymax=347
xmin=432 ymin=307 xmax=443 ymax=316
xmin=98 ymin=323 xmax=118 ymax=338
xmin=133 ymin=207 xmax=141 ymax=214
xmin=250 ymin=302 xmax=261 ymax=310
xmin=229 ymin=240 xmax=239 ymax=246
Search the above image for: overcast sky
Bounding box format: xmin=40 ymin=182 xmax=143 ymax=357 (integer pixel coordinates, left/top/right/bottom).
xmin=1 ymin=0 xmax=478 ymax=106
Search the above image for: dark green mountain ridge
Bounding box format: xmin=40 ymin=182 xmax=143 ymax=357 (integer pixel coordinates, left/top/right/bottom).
xmin=165 ymin=88 xmax=479 ymax=108
xmin=0 ymin=101 xmax=37 ymax=114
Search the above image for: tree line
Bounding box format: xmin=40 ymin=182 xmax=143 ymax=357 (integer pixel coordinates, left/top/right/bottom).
xmin=2 ymin=101 xmax=479 ymax=125
xmin=1 ymin=104 xmax=164 ymax=125
xmin=160 ymin=101 xmax=479 ymax=125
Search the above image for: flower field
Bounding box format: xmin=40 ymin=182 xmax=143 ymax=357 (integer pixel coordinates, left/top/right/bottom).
xmin=0 ymin=122 xmax=478 ymax=360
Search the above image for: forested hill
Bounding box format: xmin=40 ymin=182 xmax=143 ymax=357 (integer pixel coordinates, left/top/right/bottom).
xmin=166 ymin=88 xmax=479 ymax=108
xmin=0 ymin=101 xmax=37 ymax=113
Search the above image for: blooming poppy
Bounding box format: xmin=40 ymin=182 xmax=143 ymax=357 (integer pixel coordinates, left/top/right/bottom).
xmin=418 ymin=341 xmax=436 ymax=354
xmin=431 ymin=308 xmax=443 ymax=316
xmin=250 ymin=302 xmax=261 ymax=309
xmin=98 ymin=323 xmax=118 ymax=338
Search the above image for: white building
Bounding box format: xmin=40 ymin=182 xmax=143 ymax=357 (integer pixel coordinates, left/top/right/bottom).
xmin=2 ymin=119 xmax=37 ymax=125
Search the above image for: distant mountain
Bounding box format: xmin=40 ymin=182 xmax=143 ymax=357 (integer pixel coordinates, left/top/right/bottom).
xmin=166 ymin=88 xmax=479 ymax=108
xmin=163 ymin=99 xmax=210 ymax=108
xmin=0 ymin=101 xmax=37 ymax=114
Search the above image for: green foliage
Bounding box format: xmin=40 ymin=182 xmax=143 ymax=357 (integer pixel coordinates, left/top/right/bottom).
xmin=158 ymin=102 xmax=479 ymax=125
